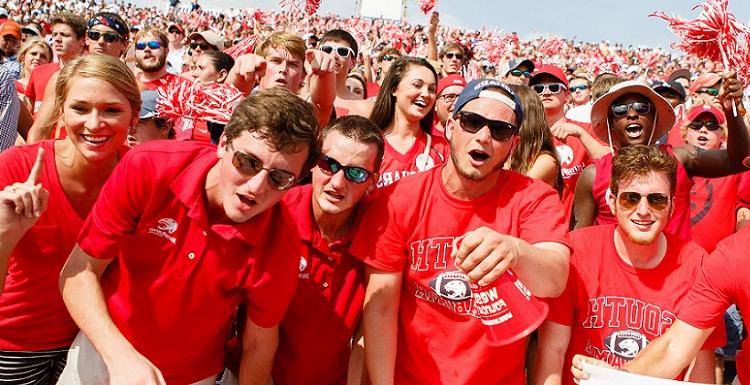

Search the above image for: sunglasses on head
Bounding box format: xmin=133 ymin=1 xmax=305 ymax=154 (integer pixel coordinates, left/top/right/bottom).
xmin=455 ymin=111 xmax=518 ymax=142
xmin=617 ymin=191 xmax=670 ymax=211
xmin=569 ymin=84 xmax=589 ymax=92
xmin=381 ymin=55 xmax=397 ymax=62
xmin=532 ymin=83 xmax=566 ymax=94
xmin=445 ymin=52 xmax=464 ymax=60
xmin=229 ymin=145 xmax=297 ymax=190
xmin=189 ymin=42 xmax=213 ymax=50
xmin=135 ymin=41 xmax=162 ymax=50
xmin=317 ymin=155 xmax=372 ymax=184
xmin=689 ymin=120 xmax=721 ymax=131
xmin=696 ymin=87 xmax=719 ymax=97
xmin=320 ymin=45 xmax=354 ymax=58
xmin=509 ymin=69 xmax=531 ymax=78
xmin=610 ymin=101 xmax=652 ymax=117
xmin=87 ymin=30 xmax=121 ymax=43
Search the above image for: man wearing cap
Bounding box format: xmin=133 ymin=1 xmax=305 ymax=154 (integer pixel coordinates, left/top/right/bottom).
xmin=127 ymin=90 xmax=173 ymax=147
xmin=651 ymin=80 xmax=690 ymax=146
xmin=85 ymin=12 xmax=129 ymax=58
xmin=501 ymin=58 xmax=535 ymax=86
xmin=433 ymin=73 xmax=466 ymax=137
xmin=187 ymin=29 xmax=223 ymax=57
xmin=166 ymin=23 xmax=186 ymax=73
xmin=668 ymin=68 xmax=692 ymax=93
xmin=530 ymin=64 xmax=607 ymax=224
xmin=0 ymin=20 xmax=21 ymax=79
xmin=355 ymin=79 xmax=570 ymax=385
xmin=573 ymin=74 xmax=750 ymax=241
xmin=691 ymin=72 xmax=722 ymax=108
xmin=21 ymin=23 xmax=42 ymax=43
xmin=535 ymin=145 xmax=722 ymax=385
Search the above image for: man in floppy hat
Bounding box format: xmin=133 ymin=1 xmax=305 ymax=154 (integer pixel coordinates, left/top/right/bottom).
xmin=573 ymin=73 xmax=750 ymax=239
xmin=355 ymin=78 xmax=570 ymax=385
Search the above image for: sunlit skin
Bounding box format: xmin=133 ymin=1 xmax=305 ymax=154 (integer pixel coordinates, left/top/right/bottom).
xmin=189 ymin=36 xmax=216 ymax=58
xmin=259 ymin=47 xmax=305 ymax=94
xmin=135 ymin=36 xmax=167 ymax=73
xmin=345 ymin=77 xmax=365 ymax=100
xmin=51 ymin=23 xmax=84 ymax=61
xmin=86 ymin=24 xmax=126 ymax=58
xmin=607 ymin=172 xmax=673 ymax=246
xmin=435 ymin=85 xmax=464 ymax=127
xmin=22 ymin=45 xmax=50 ymax=73
xmin=502 ymin=64 xmax=532 ymax=86
xmin=569 ymin=78 xmax=591 ymax=106
xmin=684 ymin=112 xmax=724 ymax=151
xmin=608 ymin=93 xmax=657 ymax=148
xmin=441 ymin=50 xmax=464 ymax=75
xmin=192 ymin=54 xmax=226 ymax=84
xmin=391 ymin=65 xmax=437 ymax=124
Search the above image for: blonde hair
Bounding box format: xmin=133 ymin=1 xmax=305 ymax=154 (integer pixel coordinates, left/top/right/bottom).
xmin=255 ymin=31 xmax=306 ymax=62
xmin=18 ymin=38 xmax=53 ymax=77
xmin=133 ymin=27 xmax=169 ymax=48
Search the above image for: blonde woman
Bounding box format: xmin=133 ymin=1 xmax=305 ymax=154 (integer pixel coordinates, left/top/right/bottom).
xmin=15 ymin=38 xmax=52 ymax=103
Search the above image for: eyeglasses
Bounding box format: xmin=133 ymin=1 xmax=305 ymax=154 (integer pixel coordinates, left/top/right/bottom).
xmin=168 ymin=28 xmax=182 ymax=34
xmin=688 ymin=120 xmax=721 ymax=131
xmin=455 ymin=111 xmax=518 ymax=141
xmin=569 ymin=84 xmax=589 ymax=92
xmin=509 ymin=69 xmax=531 ymax=78
xmin=189 ymin=42 xmax=213 ymax=50
xmin=611 ymin=102 xmax=652 ymax=117
xmin=317 ymin=155 xmax=372 ymax=184
xmin=438 ymin=93 xmax=459 ymax=103
xmin=445 ymin=52 xmax=464 ymax=60
xmin=320 ymin=45 xmax=354 ymax=58
xmin=532 ymin=83 xmax=566 ymax=94
xmin=135 ymin=41 xmax=162 ymax=50
xmin=381 ymin=55 xmax=397 ymax=62
xmin=696 ymin=87 xmax=719 ymax=97
xmin=87 ymin=30 xmax=122 ymax=43
xmin=229 ymin=145 xmax=297 ymax=190
xmin=617 ymin=191 xmax=670 ymax=211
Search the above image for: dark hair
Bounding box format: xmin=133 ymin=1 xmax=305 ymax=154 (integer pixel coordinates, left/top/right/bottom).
xmin=508 ymin=84 xmax=564 ymax=195
xmin=346 ymin=71 xmax=367 ymax=99
xmin=610 ymin=145 xmax=677 ymax=196
xmin=323 ymin=116 xmax=385 ymax=172
xmin=202 ymin=51 xmax=235 ymax=73
xmin=369 ymin=56 xmax=438 ymax=135
xmin=51 ymin=12 xmax=87 ymax=39
xmin=378 ymin=47 xmax=401 ymax=61
xmin=224 ymin=87 xmax=321 ymax=177
xmin=320 ymin=29 xmax=358 ymax=57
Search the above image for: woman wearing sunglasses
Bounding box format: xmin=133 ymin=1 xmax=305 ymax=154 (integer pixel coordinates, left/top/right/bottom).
xmin=574 ymin=75 xmax=750 ymax=241
xmin=0 ymin=54 xmax=137 ymax=384
xmin=369 ymin=57 xmax=448 ymax=188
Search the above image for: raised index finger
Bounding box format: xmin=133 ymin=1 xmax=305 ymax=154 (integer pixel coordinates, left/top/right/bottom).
xmin=26 ymin=147 xmax=45 ymax=185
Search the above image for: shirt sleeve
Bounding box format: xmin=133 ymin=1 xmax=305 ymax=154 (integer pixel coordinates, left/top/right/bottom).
xmin=519 ymin=182 xmax=572 ymax=248
xmin=350 ymin=186 xmax=408 ymax=273
xmin=0 ymin=67 xmax=20 ymax=151
xmin=77 ymin=149 xmax=150 ymax=260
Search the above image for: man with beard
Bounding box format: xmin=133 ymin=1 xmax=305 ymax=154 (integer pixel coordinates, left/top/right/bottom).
xmin=133 ymin=27 xmax=187 ymax=92
xmin=573 ymin=76 xmax=750 ymax=240
xmin=534 ymin=145 xmax=722 ymax=385
xmin=354 ymin=79 xmax=570 ymax=385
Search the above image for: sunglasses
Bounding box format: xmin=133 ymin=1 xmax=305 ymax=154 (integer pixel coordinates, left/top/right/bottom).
xmin=611 ymin=101 xmax=652 ymax=117
xmin=569 ymin=84 xmax=589 ymax=92
xmin=87 ymin=30 xmax=122 ymax=43
xmin=617 ymin=191 xmax=670 ymax=211
xmin=455 ymin=111 xmax=518 ymax=142
xmin=381 ymin=55 xmax=398 ymax=62
xmin=532 ymin=83 xmax=566 ymax=94
xmin=445 ymin=52 xmax=464 ymax=60
xmin=509 ymin=69 xmax=531 ymax=78
xmin=438 ymin=93 xmax=459 ymax=103
xmin=189 ymin=42 xmax=213 ymax=50
xmin=320 ymin=45 xmax=354 ymax=58
xmin=688 ymin=120 xmax=721 ymax=131
xmin=168 ymin=28 xmax=183 ymax=34
xmin=230 ymin=145 xmax=296 ymax=190
xmin=135 ymin=41 xmax=162 ymax=50
xmin=317 ymin=155 xmax=372 ymax=184
xmin=696 ymin=87 xmax=719 ymax=97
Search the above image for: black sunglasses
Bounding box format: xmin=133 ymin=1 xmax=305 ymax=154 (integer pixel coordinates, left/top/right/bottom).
xmin=189 ymin=42 xmax=213 ymax=50
xmin=617 ymin=191 xmax=670 ymax=211
xmin=381 ymin=55 xmax=397 ymax=62
xmin=689 ymin=120 xmax=721 ymax=131
xmin=230 ymin=145 xmax=296 ymax=190
xmin=455 ymin=111 xmax=518 ymax=142
xmin=135 ymin=41 xmax=162 ymax=50
xmin=87 ymin=30 xmax=122 ymax=43
xmin=320 ymin=45 xmax=354 ymax=58
xmin=168 ymin=28 xmax=183 ymax=34
xmin=509 ymin=69 xmax=531 ymax=78
xmin=445 ymin=52 xmax=464 ymax=60
xmin=317 ymin=155 xmax=372 ymax=184
xmin=611 ymin=101 xmax=652 ymax=117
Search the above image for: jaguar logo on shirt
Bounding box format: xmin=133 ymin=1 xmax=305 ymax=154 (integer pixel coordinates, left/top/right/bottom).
xmin=429 ymin=271 xmax=472 ymax=301
xmin=147 ymin=218 xmax=178 ymax=244
xmin=603 ymin=329 xmax=648 ymax=360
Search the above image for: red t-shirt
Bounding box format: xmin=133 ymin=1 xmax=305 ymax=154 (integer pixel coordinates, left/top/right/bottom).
xmin=677 ymin=225 xmax=750 ymax=385
xmin=547 ymin=224 xmax=724 ymax=385
xmin=366 ymin=82 xmax=380 ymax=100
xmin=139 ymin=72 xmax=189 ymax=93
xmin=24 ymin=62 xmax=61 ymax=113
xmin=77 ymin=140 xmax=299 ymax=384
xmin=273 ymin=185 xmax=368 ymax=385
xmin=555 ymin=133 xmax=591 ymax=223
xmin=351 ymin=166 xmax=571 ymax=385
xmin=690 ymin=173 xmax=746 ymax=252
xmin=591 ymin=145 xmax=692 ymax=240
xmin=376 ymin=131 xmax=449 ymax=188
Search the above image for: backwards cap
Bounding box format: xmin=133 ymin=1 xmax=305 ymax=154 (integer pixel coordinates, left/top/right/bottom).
xmin=453 ymin=78 xmax=524 ymax=126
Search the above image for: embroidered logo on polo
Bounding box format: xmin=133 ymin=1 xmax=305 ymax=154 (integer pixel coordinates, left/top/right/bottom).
xmin=147 ymin=218 xmax=178 ymax=244
xmin=298 ymin=256 xmax=310 ymax=279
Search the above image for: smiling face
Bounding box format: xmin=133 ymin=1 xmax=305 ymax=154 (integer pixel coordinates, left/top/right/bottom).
xmin=392 ymin=64 xmax=437 ymax=124
xmin=259 ymin=47 xmax=305 ymax=94
xmin=63 ymin=77 xmax=136 ymax=162
xmin=608 ymin=171 xmax=672 ymax=245
xmin=608 ymin=93 xmax=656 ymax=148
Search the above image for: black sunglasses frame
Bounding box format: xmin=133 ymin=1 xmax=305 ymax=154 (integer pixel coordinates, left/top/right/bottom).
xmin=135 ymin=41 xmax=162 ymax=50
xmin=455 ymin=111 xmax=518 ymax=142
xmin=317 ymin=155 xmax=372 ymax=184
xmin=610 ymin=102 xmax=653 ymax=117
xmin=230 ymin=145 xmax=297 ymax=190
xmin=87 ymin=30 xmax=122 ymax=43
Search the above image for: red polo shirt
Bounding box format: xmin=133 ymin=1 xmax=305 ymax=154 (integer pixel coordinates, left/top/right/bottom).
xmin=25 ymin=62 xmax=61 ymax=113
xmin=78 ymin=140 xmax=299 ymax=385
xmin=273 ymin=185 xmax=367 ymax=385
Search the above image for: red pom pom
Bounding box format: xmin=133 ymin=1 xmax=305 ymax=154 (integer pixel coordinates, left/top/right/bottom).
xmin=418 ymin=0 xmax=436 ymax=14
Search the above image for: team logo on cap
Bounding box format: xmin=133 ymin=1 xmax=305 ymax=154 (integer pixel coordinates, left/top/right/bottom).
xmin=429 ymin=271 xmax=472 ymax=301
xmin=603 ymin=330 xmax=648 ymax=360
